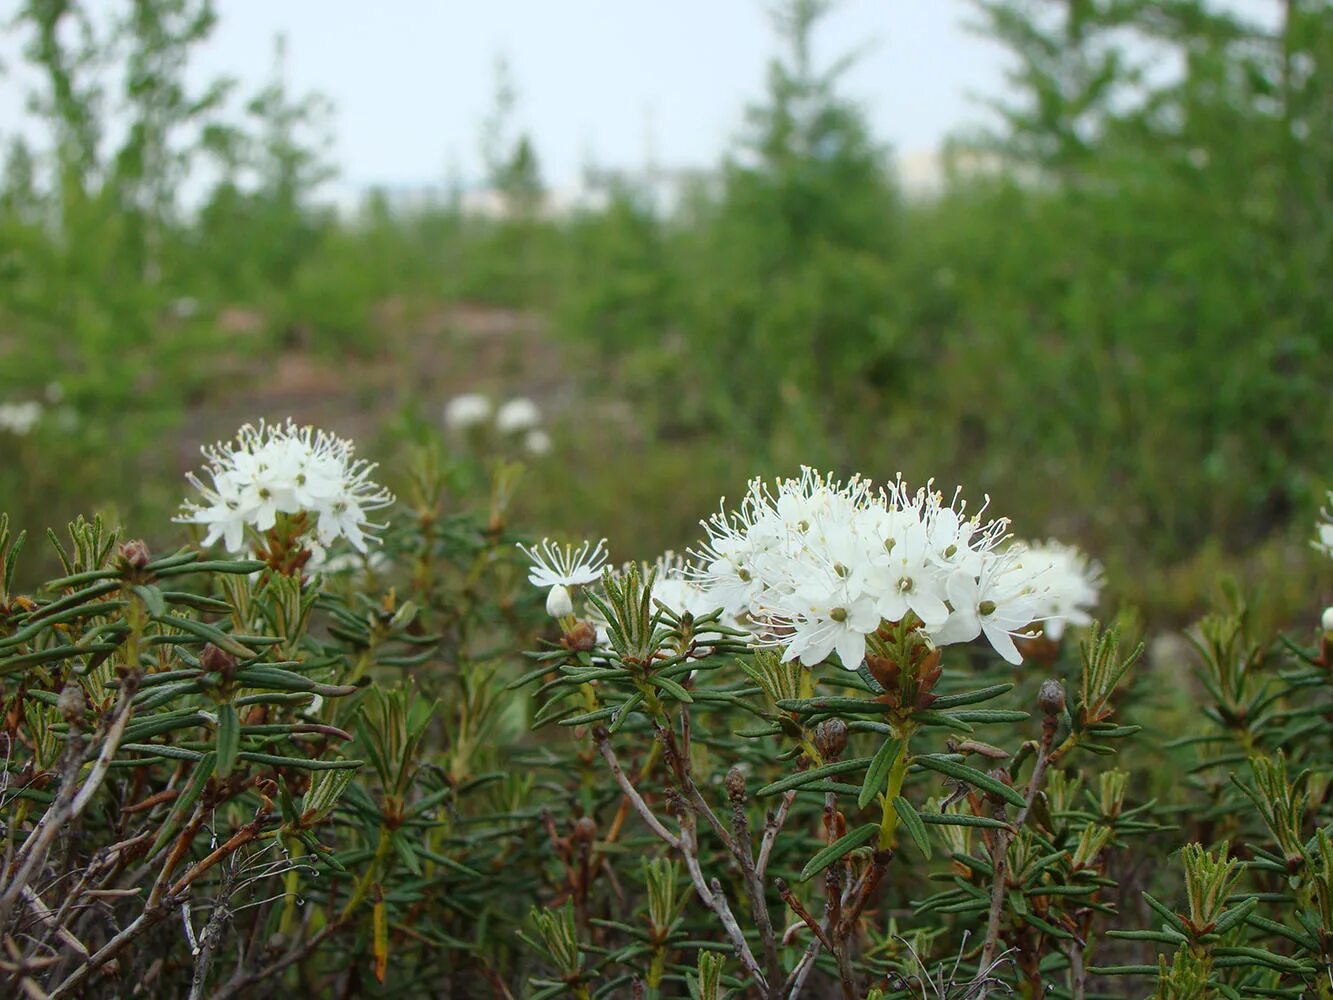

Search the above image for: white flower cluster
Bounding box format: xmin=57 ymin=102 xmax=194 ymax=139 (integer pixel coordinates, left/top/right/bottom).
xmin=519 ymin=469 xmax=1105 ymax=670
xmin=695 ymin=470 xmax=1068 ymax=668
xmin=1316 ymin=492 xmax=1333 ymax=558
xmin=0 ymin=401 xmax=42 ymax=436
xmin=177 ymin=420 xmax=394 ymax=555
xmin=443 ymin=393 xmax=550 ymax=455
xmin=1014 ymin=540 xmax=1103 ymax=640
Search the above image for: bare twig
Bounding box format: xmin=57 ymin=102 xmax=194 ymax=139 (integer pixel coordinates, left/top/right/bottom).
xmin=1066 ymin=938 xmax=1086 ymax=1000
xmin=757 ymin=791 xmax=796 ymax=879
xmin=677 ymin=823 xmax=770 ymax=994
xmin=595 ymin=726 xmax=771 ymax=994
xmin=208 ymin=921 xmax=343 ymax=1000
xmin=21 ymin=887 xmax=89 ymax=962
xmin=188 ymin=864 xmax=238 ymax=1000
xmin=774 ymin=878 xmax=832 ymax=952
xmin=726 ymin=770 xmax=781 ymax=989
xmin=836 ymin=849 xmax=891 ymax=939
xmin=977 ymin=711 xmax=1058 ymax=989
xmin=781 ymin=936 xmax=823 ymax=999
xmin=593 ymin=730 xmax=679 ymax=849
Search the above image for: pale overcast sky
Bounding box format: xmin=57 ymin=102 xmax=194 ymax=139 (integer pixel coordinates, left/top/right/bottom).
xmin=1 ymin=0 xmax=1285 ymax=197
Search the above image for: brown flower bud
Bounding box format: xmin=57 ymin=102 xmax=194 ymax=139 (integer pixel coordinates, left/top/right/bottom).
xmin=1038 ymin=679 xmax=1067 ymax=716
xmin=57 ymin=683 xmax=86 ymax=724
xmin=725 ymin=765 xmax=747 ymax=804
xmin=814 ymin=718 xmax=848 ymax=761
xmin=573 ymin=815 xmax=597 ymax=843
xmin=117 ymin=539 xmax=152 ymax=570
xmin=199 ymin=642 xmax=238 ymax=677
xmin=863 ymin=653 xmax=901 ymax=695
xmin=561 ymin=620 xmax=599 ymax=652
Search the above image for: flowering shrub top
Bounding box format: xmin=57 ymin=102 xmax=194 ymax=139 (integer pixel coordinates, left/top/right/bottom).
xmin=175 ymin=419 xmax=394 ymax=555
xmin=522 ymin=470 xmax=1104 ymax=670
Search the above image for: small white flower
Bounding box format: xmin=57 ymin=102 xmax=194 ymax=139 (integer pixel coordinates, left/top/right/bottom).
xmin=519 ymin=538 xmax=608 ymax=617
xmin=931 ymin=556 xmax=1040 ymax=665
xmin=643 ymin=551 xmax=748 ymax=633
xmin=773 ymin=578 xmax=880 ymax=669
xmin=1315 ymin=493 xmax=1333 ymax=558
xmin=308 ymin=546 xmax=390 ymax=576
xmin=1016 ymin=539 xmax=1103 ymax=640
xmin=443 ymin=393 xmax=492 ymax=431
xmin=866 ymin=520 xmax=950 ymax=627
xmin=518 ymin=538 xmax=608 ymax=589
xmin=524 ymin=429 xmax=552 ymax=455
xmin=496 ymin=397 xmax=541 ymax=434
xmin=0 ymin=401 xmax=42 ymax=436
xmin=176 ymin=419 xmax=394 ymax=555
xmin=1322 ymin=606 xmax=1333 ymax=634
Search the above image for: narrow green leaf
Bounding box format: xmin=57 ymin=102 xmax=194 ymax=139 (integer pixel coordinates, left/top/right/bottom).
xmin=909 ymin=710 xmax=974 ymax=733
xmin=237 ymin=752 xmax=363 ymax=770
xmin=650 ymin=673 xmax=693 ymax=704
xmin=216 ymin=704 xmax=240 ymax=778
xmin=148 ymin=751 xmax=216 ymax=857
xmin=893 ymin=796 xmax=931 ymax=859
xmin=914 ymin=754 xmax=1025 ymax=808
xmin=131 ymin=584 xmax=166 ymax=618
xmin=928 ymin=683 xmax=1014 ymax=709
xmin=857 ymin=737 xmax=901 ymax=810
xmin=4 ymin=528 xmax=26 ymax=595
xmin=392 ymin=832 xmax=422 ymax=876
xmin=948 ymin=709 xmax=1030 ymax=724
xmin=918 ymin=812 xmax=1013 ymax=830
xmin=799 ymin=823 xmax=879 ymax=882
xmin=608 ymin=692 xmax=644 ymax=734
xmin=1141 ymin=892 xmax=1188 ymax=936
xmin=758 ymin=757 xmax=872 ymax=798
xmin=557 ymin=706 xmax=617 ymax=727
xmin=158 ymin=614 xmax=255 ymax=658
xmin=775 ymin=697 xmax=893 ymax=715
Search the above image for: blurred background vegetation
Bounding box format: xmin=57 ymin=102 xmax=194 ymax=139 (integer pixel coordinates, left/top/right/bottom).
xmin=0 ymin=0 xmax=1328 ymax=628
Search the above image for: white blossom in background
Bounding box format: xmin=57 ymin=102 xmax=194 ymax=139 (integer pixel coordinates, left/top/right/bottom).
xmin=1315 ymin=492 xmax=1333 ymax=558
xmin=176 ymin=419 xmax=394 ymax=554
xmin=443 ymin=393 xmax=492 ymax=431
xmin=0 ymin=401 xmax=42 ymax=436
xmin=496 ymin=397 xmax=541 ymax=434
xmin=517 ymin=537 xmax=608 ymax=618
xmin=1015 ymin=539 xmax=1103 ymax=640
xmin=308 ymin=547 xmax=392 ymax=576
xmin=1322 ymin=607 xmax=1333 ymax=633
xmin=524 ymin=429 xmax=552 ymax=456
xmin=694 ymin=469 xmax=1058 ymax=668
xmin=641 ymin=552 xmax=750 ymax=634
